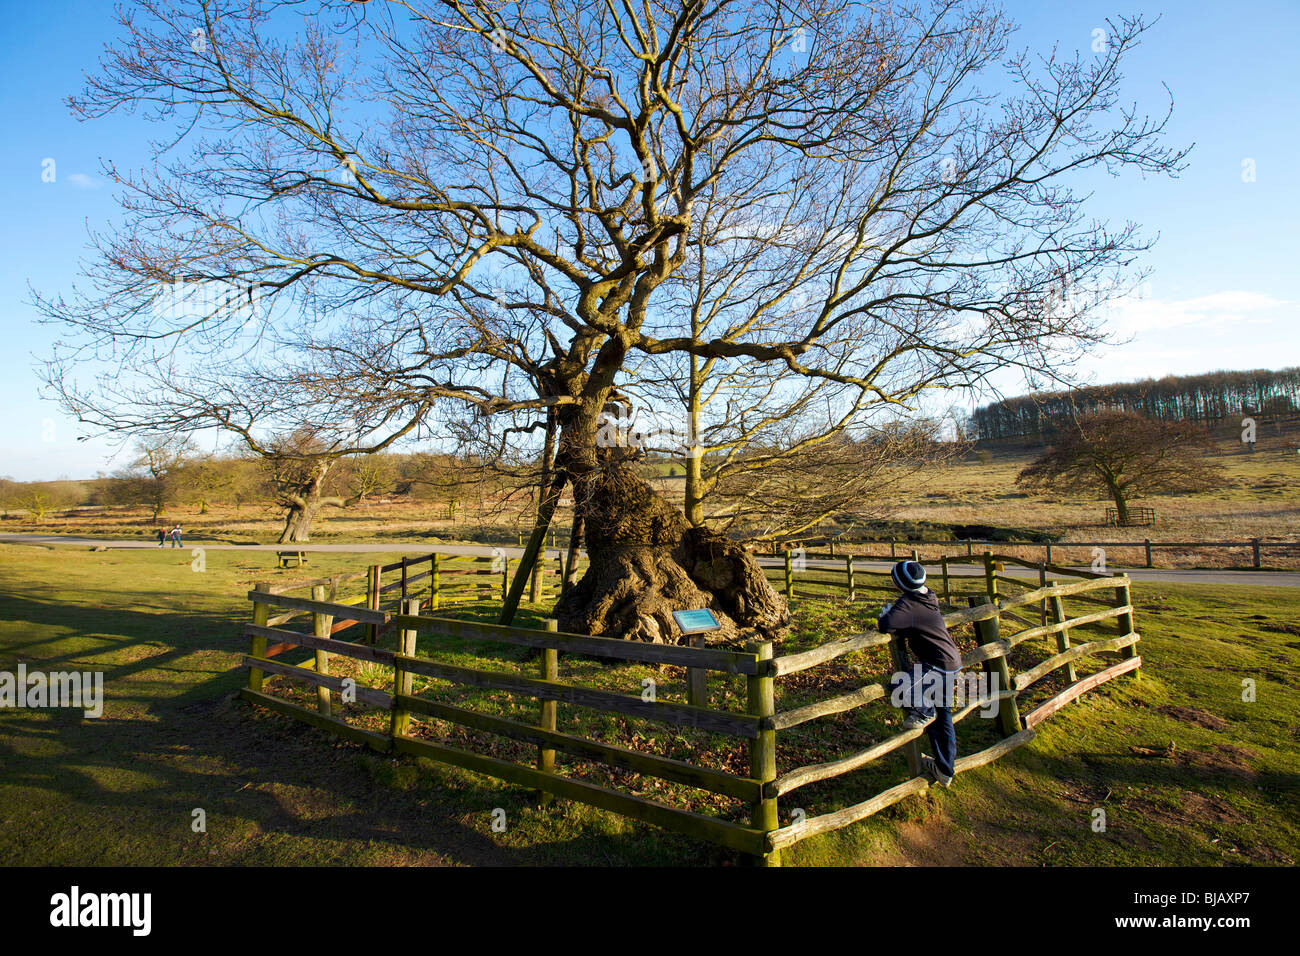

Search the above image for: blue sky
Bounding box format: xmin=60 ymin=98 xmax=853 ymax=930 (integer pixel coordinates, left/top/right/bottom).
xmin=2 ymin=0 xmax=1297 ymax=480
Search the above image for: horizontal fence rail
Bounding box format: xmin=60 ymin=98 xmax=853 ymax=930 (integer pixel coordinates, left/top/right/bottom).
xmin=238 ymin=548 xmax=1143 ymax=865
xmin=772 ymin=534 xmax=1289 ymax=570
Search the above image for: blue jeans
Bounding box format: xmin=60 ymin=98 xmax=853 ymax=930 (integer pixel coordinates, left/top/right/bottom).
xmin=906 ymin=661 xmax=960 ymax=779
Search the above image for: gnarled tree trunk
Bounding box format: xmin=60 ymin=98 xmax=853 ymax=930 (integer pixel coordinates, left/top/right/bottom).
xmin=554 ymin=460 xmax=788 ymax=645
xmin=276 ymin=459 xmax=334 ymax=543
xmin=503 ymin=348 xmax=788 ymax=645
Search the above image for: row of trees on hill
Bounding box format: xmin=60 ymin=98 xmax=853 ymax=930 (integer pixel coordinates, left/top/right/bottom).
xmin=971 ymin=368 xmax=1300 ymax=441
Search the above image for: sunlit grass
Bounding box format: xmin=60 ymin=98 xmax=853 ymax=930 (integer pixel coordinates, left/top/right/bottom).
xmin=1 ymin=543 xmax=1296 ymax=866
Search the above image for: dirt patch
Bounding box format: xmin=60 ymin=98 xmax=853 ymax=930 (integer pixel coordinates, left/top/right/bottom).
xmin=1176 ymin=744 xmax=1259 ymax=781
xmin=1059 ymin=782 xmax=1113 ymax=805
xmin=1135 ymin=789 xmax=1247 ymax=828
xmin=1131 ymin=789 xmax=1293 ymax=864
xmin=1158 ymin=705 xmax=1230 ymax=731
xmin=1262 ymin=622 xmax=1300 ymax=637
xmin=879 ymin=812 xmax=969 ymax=867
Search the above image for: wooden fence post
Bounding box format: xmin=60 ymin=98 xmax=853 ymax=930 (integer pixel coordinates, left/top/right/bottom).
xmin=890 ymin=540 xmax=896 ymax=559
xmin=747 ymin=641 xmax=779 ymax=866
xmin=829 ymin=537 xmax=836 ymax=558
xmin=248 ymin=582 xmax=271 ymax=692
xmin=940 ymin=557 xmax=950 ymax=603
xmin=911 ymin=548 xmax=920 ymax=563
xmin=312 ymin=584 xmax=334 ymax=716
xmin=537 ymin=619 xmax=558 ymax=805
xmin=1047 ymin=580 xmax=1076 ymax=683
xmin=1045 ymin=541 xmax=1052 ymax=565
xmin=401 ymin=556 xmax=409 ymax=601
xmin=1144 ymin=539 xmax=1153 ymax=569
xmin=888 ymin=634 xmax=923 ymax=779
xmin=983 ymin=550 xmax=997 ymax=603
xmin=783 ymin=549 xmax=793 ymax=599
xmin=687 ymin=635 xmax=707 ymax=707
xmin=845 ymin=555 xmax=855 ymax=602
xmin=967 ymin=539 xmax=973 ymax=557
xmin=390 ymin=598 xmax=420 ymax=739
xmin=971 ymin=596 xmax=1019 ymax=736
xmin=1252 ymin=538 xmax=1262 ymax=569
xmin=430 ymin=553 xmax=440 ymax=610
xmin=1038 ymin=562 xmax=1047 ymax=628
xmin=366 ymin=564 xmax=381 ymax=644
xmin=1114 ymin=573 xmax=1139 ymax=678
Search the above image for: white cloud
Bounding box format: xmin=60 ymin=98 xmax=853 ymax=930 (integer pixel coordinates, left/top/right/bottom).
xmin=67 ymin=173 xmax=101 ymax=189
xmin=1075 ymin=289 xmax=1298 ymax=383
xmin=962 ymin=288 xmax=1298 ymax=406
xmin=1104 ymin=290 xmax=1291 ymax=335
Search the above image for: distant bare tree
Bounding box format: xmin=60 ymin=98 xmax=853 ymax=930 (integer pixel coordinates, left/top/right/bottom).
xmin=1016 ymin=411 xmax=1222 ymax=523
xmin=130 ymin=436 xmax=194 ymax=520
xmin=15 ymin=490 xmax=53 ymax=524
xmin=338 ymin=454 xmax=399 ymax=506
xmin=264 ymin=428 xmax=373 ymax=543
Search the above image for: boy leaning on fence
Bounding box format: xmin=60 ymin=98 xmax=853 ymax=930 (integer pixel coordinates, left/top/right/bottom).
xmin=877 ymin=560 xmax=963 ymax=788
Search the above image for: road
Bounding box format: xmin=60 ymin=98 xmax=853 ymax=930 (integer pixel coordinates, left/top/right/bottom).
xmin=3 ymin=532 xmax=1298 ymax=587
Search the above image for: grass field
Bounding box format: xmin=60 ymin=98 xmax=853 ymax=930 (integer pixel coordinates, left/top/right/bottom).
xmin=901 ymin=428 xmax=1300 ymax=545
xmin=1 ymin=542 xmax=1296 ymax=866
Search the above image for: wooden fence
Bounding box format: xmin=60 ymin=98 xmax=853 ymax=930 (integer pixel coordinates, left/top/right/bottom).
xmin=775 ymin=534 xmax=1288 ymax=570
xmin=258 ymin=548 xmax=579 ymax=637
xmin=238 ymin=552 xmax=1141 ymax=865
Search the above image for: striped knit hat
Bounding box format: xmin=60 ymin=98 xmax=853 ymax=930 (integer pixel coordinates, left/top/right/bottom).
xmin=890 ymin=560 xmax=927 ymax=592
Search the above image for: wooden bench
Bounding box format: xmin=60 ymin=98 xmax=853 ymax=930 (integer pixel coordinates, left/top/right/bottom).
xmin=276 ymin=551 xmax=308 ymax=568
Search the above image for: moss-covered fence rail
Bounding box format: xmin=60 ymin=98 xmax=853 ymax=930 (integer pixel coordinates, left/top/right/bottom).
xmin=238 ymin=558 xmax=1140 ymax=865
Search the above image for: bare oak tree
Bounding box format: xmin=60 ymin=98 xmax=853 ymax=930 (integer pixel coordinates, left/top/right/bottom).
xmin=38 ymin=0 xmax=1185 ymax=643
xmin=1016 ymin=410 xmax=1222 ymax=523
xmin=131 ymin=435 xmax=194 ymax=521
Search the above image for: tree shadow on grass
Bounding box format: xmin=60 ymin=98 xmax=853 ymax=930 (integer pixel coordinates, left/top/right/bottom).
xmin=0 ymin=593 xmax=723 ymax=866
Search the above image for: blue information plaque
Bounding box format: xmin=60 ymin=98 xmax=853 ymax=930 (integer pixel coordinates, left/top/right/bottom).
xmin=672 ymin=608 xmax=722 ymax=635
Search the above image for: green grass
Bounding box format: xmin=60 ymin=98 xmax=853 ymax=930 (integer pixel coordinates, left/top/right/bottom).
xmin=1 ymin=542 xmax=1296 ymax=866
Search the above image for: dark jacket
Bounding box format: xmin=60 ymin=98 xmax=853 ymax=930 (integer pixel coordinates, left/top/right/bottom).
xmin=878 ymin=588 xmax=962 ymax=671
